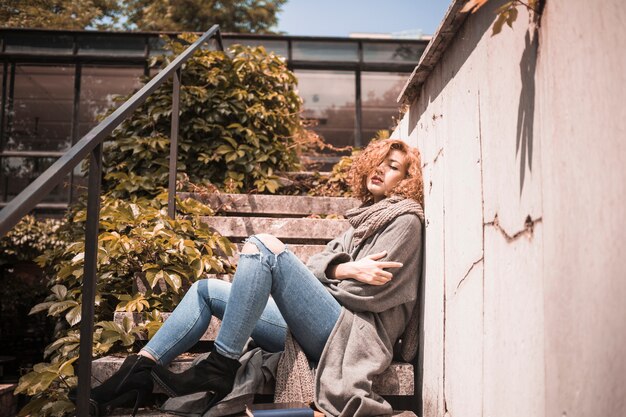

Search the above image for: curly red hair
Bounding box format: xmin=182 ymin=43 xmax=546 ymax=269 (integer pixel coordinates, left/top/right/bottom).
xmin=348 ymin=139 xmax=424 ymax=205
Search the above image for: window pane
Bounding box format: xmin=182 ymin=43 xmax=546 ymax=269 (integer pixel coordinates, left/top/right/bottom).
xmin=3 ymin=33 xmax=73 ymax=55
xmin=0 ymin=156 xmax=68 ymax=203
xmin=79 ymin=66 xmax=144 ymax=137
xmin=295 ymin=70 xmax=356 ymax=148
xmin=6 ymin=65 xmax=75 ymax=152
xmin=363 ymin=42 xmax=425 ymax=63
xmin=292 ymin=41 xmax=358 ymax=62
xmin=148 ymin=36 xmax=220 ymax=58
xmin=78 ymin=35 xmax=146 ymax=57
xmin=361 ymin=72 xmax=406 ymax=143
xmin=205 ymin=37 xmax=222 ymax=52
xmin=223 ymin=39 xmax=288 ymax=58
xmin=148 ymin=36 xmax=168 ymax=57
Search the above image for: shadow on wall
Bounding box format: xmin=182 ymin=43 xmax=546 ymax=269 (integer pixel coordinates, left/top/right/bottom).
xmin=516 ymin=29 xmax=539 ymax=195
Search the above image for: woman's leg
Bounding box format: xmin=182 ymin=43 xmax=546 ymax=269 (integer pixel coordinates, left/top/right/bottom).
xmin=216 ymin=234 xmax=342 ymax=362
xmin=150 ymin=234 xmax=342 ymax=398
xmin=142 ymin=278 xmax=288 ymax=365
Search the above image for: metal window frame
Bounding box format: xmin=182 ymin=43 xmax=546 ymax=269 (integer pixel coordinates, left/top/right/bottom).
xmin=0 ymin=28 xmax=426 ymax=212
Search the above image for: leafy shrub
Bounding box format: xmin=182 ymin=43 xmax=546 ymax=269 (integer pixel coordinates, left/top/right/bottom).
xmin=0 ymin=216 xmax=66 ymax=386
xmin=0 ymin=216 xmax=64 ymax=266
xmin=12 ymin=34 xmax=340 ymax=416
xmin=103 ymin=35 xmax=303 ymax=198
xmin=298 ymin=130 xmax=391 ymax=198
xmin=14 ymin=193 xmax=235 ymax=415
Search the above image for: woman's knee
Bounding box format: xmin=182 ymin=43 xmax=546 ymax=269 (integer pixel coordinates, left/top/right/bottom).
xmin=206 ymin=278 xmax=230 ymax=303
xmin=189 ymin=279 xmax=204 ymax=292
xmin=189 ymin=279 xmax=211 ymax=298
xmin=242 ymin=234 xmax=285 ymax=255
xmin=241 ymin=241 xmax=260 ymax=254
xmin=255 ymin=234 xmax=285 ymax=254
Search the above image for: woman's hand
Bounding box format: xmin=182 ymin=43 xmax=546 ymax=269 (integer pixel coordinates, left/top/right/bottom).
xmin=328 ymin=251 xmax=403 ymax=285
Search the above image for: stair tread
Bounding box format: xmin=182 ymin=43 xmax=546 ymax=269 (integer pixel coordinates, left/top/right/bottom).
xmin=104 ymin=194 xmax=414 ymax=406
xmin=0 ymin=383 xmax=16 ymax=395
xmin=180 ymin=193 xmax=360 ymax=217
xmin=105 ymin=405 xmax=418 ymax=415
xmin=107 ymin=408 xmax=416 ymax=417
xmin=232 ymin=243 xmax=326 ymax=264
xmin=93 ymin=355 xmax=414 ymax=396
xmin=201 ymin=216 xmax=350 ymax=242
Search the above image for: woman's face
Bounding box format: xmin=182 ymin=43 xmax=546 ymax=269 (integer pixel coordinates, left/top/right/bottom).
xmin=366 ymin=149 xmax=409 ymax=202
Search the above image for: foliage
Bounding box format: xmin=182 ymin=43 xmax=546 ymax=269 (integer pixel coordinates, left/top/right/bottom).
xmin=0 ymin=0 xmax=286 ymax=32
xmin=0 ymin=0 xmax=122 ymax=30
xmin=13 ymin=32 xmax=315 ymax=417
xmin=286 ymin=130 xmax=391 ymax=198
xmin=121 ymin=0 xmax=287 ymax=33
xmin=0 ymin=216 xmax=65 ymax=266
xmin=461 ymin=0 xmax=543 ymax=36
xmin=0 ymin=217 xmax=58 ymax=387
xmin=14 ymin=193 xmax=236 ymax=415
xmin=103 ymin=36 xmax=302 ymax=198
xmin=306 ymin=153 xmax=357 ymax=198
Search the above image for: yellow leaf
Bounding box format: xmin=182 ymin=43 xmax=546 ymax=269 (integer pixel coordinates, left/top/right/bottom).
xmin=507 ymin=7 xmax=519 ymax=27
xmin=58 ymin=357 xmax=78 ymax=377
xmin=492 ymin=11 xmax=508 ymax=36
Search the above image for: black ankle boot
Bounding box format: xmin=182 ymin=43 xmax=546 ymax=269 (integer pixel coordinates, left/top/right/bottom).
xmin=69 ymin=354 xmax=155 ymax=416
xmin=151 ymin=347 xmax=240 ymax=399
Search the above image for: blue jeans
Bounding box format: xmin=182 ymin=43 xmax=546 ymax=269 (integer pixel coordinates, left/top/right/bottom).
xmin=143 ymin=235 xmax=342 ymax=364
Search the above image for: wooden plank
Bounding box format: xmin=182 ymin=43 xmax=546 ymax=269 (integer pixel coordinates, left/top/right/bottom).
xmin=179 ymin=193 xmax=360 ymax=217
xmin=201 ymin=216 xmax=350 ymax=242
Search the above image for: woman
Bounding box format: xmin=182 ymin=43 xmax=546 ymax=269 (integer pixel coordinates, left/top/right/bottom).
xmin=81 ymin=138 xmax=424 ymax=417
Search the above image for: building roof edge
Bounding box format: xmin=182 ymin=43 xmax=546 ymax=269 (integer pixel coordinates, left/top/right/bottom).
xmin=397 ymin=0 xmax=470 ymax=104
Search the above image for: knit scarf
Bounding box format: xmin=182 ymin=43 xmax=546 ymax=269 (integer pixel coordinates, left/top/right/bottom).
xmin=346 ymin=195 xmax=424 ymax=248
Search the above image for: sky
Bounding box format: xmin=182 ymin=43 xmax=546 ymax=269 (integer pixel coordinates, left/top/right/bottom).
xmin=275 ymin=0 xmax=451 ymax=37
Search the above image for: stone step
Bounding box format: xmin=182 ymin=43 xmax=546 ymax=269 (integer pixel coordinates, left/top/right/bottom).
xmin=134 ymin=242 xmax=326 ymax=294
xmin=0 ymin=384 xmax=18 ymax=417
xmin=180 ymin=193 xmax=360 ymax=217
xmin=92 ymin=355 xmax=414 ymax=396
xmin=107 ymin=408 xmax=416 ymax=417
xmin=136 ymin=243 xmax=325 ymax=293
xmin=201 ymin=216 xmax=350 ymax=243
xmin=232 ymin=243 xmax=326 ymax=264
xmin=108 ymin=409 xmax=416 ymax=417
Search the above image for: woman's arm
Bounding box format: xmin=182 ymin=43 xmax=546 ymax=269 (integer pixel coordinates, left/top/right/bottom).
xmin=306 ymin=228 xmax=353 ymax=283
xmin=326 ymin=250 xmax=403 ymax=286
xmin=327 ymin=214 xmax=423 ymax=313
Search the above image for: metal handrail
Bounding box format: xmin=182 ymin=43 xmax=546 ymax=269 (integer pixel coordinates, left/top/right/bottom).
xmin=0 ymin=25 xmax=223 ymax=416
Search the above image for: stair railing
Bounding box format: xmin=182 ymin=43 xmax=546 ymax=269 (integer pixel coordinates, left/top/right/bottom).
xmin=0 ymin=25 xmax=223 ymax=416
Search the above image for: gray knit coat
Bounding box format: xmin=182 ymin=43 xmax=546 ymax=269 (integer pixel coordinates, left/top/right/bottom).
xmin=307 ymin=213 xmax=423 ymax=417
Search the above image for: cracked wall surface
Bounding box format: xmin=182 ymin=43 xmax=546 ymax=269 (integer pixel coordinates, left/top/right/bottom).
xmin=392 ymin=0 xmax=626 ymax=416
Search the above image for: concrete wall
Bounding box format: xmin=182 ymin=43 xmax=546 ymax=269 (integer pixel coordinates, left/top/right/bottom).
xmin=392 ymin=1 xmax=626 ymax=416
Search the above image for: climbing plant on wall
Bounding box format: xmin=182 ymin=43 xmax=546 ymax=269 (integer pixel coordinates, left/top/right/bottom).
xmin=462 ymin=0 xmax=544 ymax=35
